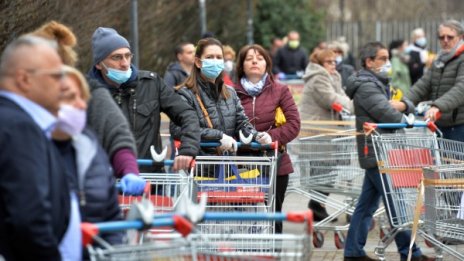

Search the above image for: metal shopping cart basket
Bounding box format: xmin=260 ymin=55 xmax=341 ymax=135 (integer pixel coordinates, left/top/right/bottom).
xmin=367 ymin=121 xmax=464 ymax=260
xmin=192 ymin=142 xmax=278 ymax=235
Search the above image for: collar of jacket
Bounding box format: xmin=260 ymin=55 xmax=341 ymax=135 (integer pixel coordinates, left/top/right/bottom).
xmin=198 ymin=76 xmax=225 ymax=100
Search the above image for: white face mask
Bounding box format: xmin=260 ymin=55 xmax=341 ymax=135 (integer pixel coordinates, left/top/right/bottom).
xmin=335 ymin=56 xmax=343 ymax=65
xmin=377 ymin=61 xmax=392 ymax=78
xmin=56 ymin=104 xmax=87 ymax=136
xmin=224 ymin=60 xmax=234 ymax=73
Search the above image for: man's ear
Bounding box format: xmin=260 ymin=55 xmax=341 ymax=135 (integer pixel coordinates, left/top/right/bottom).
xmin=15 ymin=70 xmax=31 ymax=93
xmin=95 ymin=62 xmax=103 ymax=70
xmin=365 ymin=57 xmax=375 ymax=70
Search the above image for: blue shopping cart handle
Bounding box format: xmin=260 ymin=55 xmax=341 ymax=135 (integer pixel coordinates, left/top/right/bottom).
xmin=200 ymin=141 xmax=277 ymax=149
xmin=137 ymin=159 xmax=174 ymax=166
xmin=364 ymin=121 xmax=439 ymax=133
xmin=95 ymin=217 xmax=175 ymax=232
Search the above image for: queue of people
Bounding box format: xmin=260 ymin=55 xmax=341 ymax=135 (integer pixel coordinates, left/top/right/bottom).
xmin=1 ymin=18 xmax=464 ymax=261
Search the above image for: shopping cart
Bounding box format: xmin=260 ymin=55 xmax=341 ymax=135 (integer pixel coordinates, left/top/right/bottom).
xmin=192 ymin=141 xmax=278 ymax=235
xmin=366 ymin=121 xmax=464 ymax=260
xmin=286 ymin=134 xmax=382 ymax=249
xmin=420 ymin=164 xmax=464 ymax=260
xmin=83 ymin=211 xmax=313 ymax=261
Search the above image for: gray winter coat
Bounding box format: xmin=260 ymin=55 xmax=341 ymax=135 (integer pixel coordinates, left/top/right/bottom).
xmin=299 ymin=63 xmax=353 ymax=120
xmin=345 ymin=69 xmax=415 ymax=169
xmin=170 ymin=78 xmax=256 ymax=155
xmin=407 ymin=44 xmax=464 ymax=127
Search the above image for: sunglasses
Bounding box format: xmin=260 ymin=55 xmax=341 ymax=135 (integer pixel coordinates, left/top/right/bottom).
xmin=438 ymin=35 xmax=457 ymax=41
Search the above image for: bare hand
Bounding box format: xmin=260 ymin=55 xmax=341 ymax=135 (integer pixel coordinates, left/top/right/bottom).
xmin=389 ymin=100 xmax=406 ymax=112
xmin=173 ymin=155 xmax=193 ymax=171
xmin=425 ymin=106 xmax=440 ymax=122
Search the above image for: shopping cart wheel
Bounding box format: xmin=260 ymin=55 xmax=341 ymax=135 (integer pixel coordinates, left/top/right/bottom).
xmin=313 ymin=231 xmax=324 ymax=248
xmin=334 ymin=231 xmax=345 ymax=249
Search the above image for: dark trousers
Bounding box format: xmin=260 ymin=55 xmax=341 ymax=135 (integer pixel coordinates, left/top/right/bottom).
xmin=275 ymin=174 xmax=289 ymax=233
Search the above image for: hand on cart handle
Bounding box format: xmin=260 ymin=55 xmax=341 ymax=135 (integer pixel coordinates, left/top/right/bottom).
xmin=173 ymin=155 xmax=195 ymax=171
xmin=256 ymin=132 xmax=272 ymax=145
xmin=120 ymin=173 xmax=147 ymax=195
xmin=331 ymin=102 xmax=350 ymax=114
xmin=424 ymin=106 xmax=441 ymax=122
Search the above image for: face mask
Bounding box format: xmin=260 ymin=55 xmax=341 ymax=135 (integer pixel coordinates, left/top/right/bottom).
xmin=288 ymin=40 xmax=300 ymax=49
xmin=415 ymin=37 xmax=427 ymax=48
xmin=377 ymin=61 xmax=392 ymax=78
xmin=102 ymin=63 xmax=132 ymax=84
xmin=335 ymin=56 xmax=343 ymax=65
xmin=201 ymin=59 xmax=224 ymax=79
xmin=224 ymin=60 xmax=234 ymax=73
xmin=56 ymin=104 xmax=86 ymax=136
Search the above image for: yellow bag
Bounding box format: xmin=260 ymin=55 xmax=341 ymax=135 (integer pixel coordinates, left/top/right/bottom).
xmin=390 ymin=86 xmax=403 ymax=101
xmin=275 ymin=106 xmax=286 ymax=127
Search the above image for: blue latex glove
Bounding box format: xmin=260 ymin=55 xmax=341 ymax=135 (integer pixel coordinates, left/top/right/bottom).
xmin=277 ymin=72 xmax=286 ymax=80
xmin=120 ymin=173 xmax=146 ymax=195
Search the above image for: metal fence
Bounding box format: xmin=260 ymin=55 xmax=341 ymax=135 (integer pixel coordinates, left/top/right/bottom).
xmin=326 ymin=19 xmax=464 ymax=68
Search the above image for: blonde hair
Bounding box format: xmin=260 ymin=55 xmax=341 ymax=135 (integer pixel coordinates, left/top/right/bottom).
xmin=63 ymin=65 xmax=91 ymax=101
xmin=223 ymin=45 xmax=236 ymax=61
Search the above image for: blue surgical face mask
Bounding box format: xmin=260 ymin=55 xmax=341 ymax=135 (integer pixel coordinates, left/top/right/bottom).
xmin=201 ymin=59 xmax=224 ymax=79
xmin=415 ymin=37 xmax=427 ymax=48
xmin=102 ymin=63 xmax=132 ymax=84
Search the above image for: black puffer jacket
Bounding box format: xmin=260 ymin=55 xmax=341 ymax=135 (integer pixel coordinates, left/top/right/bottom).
xmin=90 ymin=66 xmax=200 ymax=172
xmin=164 ymin=62 xmax=189 ymax=88
xmin=345 ymin=69 xmax=415 ymax=169
xmin=170 ymin=78 xmax=256 ymax=154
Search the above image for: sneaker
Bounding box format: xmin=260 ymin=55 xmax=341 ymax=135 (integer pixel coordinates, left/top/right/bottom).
xmin=344 ymin=255 xmax=377 ymax=261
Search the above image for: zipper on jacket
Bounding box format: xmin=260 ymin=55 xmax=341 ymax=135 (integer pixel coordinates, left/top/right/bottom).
xmin=79 ymin=189 xmax=86 ymax=207
xmin=216 ymin=101 xmax=226 ymax=132
xmin=252 ymin=96 xmax=256 ymax=127
xmin=130 ymin=88 xmax=136 ymax=129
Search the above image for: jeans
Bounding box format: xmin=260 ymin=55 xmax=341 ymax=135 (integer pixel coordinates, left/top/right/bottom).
xmin=344 ymin=167 xmax=422 ymax=259
xmin=440 ymin=123 xmax=464 ymax=142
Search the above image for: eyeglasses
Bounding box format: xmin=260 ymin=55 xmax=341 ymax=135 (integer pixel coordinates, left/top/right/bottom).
xmin=26 ymin=68 xmax=68 ymax=81
xmin=109 ymin=53 xmax=134 ymax=62
xmin=438 ymin=35 xmax=457 ymax=41
xmin=324 ymin=60 xmax=336 ymax=65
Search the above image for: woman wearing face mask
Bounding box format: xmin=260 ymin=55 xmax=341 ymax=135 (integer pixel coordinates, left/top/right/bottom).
xmin=299 ymin=49 xmax=354 ymax=221
xmin=53 ymin=66 xmax=123 ymax=259
xmin=408 ymin=20 xmax=464 ymax=142
xmin=223 ymin=45 xmax=237 ymax=86
xmin=170 ymin=38 xmax=270 ymax=155
xmin=235 ymin=44 xmax=300 ymax=233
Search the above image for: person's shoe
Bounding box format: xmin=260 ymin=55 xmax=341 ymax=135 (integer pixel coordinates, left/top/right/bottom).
xmin=308 ymin=200 xmax=330 ymax=221
xmin=343 ymin=255 xmax=377 ymax=261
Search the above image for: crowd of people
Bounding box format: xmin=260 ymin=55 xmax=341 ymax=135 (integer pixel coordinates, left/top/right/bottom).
xmin=1 ymin=18 xmax=464 ymax=261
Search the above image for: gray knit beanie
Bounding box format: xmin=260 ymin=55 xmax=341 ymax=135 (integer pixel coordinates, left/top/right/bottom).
xmin=92 ymin=27 xmax=130 ymax=65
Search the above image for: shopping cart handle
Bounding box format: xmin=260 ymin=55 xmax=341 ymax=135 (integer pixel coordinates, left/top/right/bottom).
xmin=137 ymin=159 xmax=174 ymax=166
xmin=363 ymin=121 xmax=438 ymax=132
xmin=200 ymin=141 xmax=277 ymax=150
xmin=81 ymin=215 xmax=193 ymax=245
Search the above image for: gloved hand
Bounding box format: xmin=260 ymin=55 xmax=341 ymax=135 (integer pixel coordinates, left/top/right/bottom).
xmin=219 ymin=134 xmax=238 ymax=152
xmin=256 ymin=132 xmax=272 ymax=145
xmin=277 ymin=72 xmax=286 ymax=80
xmin=120 ymin=173 xmax=146 ymax=195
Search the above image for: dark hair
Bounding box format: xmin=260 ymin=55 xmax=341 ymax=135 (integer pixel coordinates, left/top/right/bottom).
xmin=176 ymin=37 xmax=230 ymax=99
xmin=359 ymin=41 xmax=386 ymax=68
xmin=174 ymin=42 xmax=192 ymax=58
xmin=388 ymin=39 xmax=405 ymax=58
xmin=236 ymin=44 xmax=274 ymax=81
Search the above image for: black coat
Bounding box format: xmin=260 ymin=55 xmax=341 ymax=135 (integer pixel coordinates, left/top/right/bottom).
xmin=0 ymin=97 xmax=70 ymax=261
xmin=170 ymin=78 xmax=256 ymax=155
xmin=272 ymin=45 xmax=308 ymax=75
xmin=90 ymin=66 xmax=200 ymax=172
xmin=345 ymin=69 xmax=415 ymax=169
xmin=164 ymin=62 xmax=189 ymax=88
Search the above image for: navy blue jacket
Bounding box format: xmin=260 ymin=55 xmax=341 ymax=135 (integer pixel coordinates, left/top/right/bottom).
xmin=0 ymin=97 xmax=70 ymax=261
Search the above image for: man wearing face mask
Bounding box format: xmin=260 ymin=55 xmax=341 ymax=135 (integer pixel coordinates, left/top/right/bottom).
xmin=343 ymin=42 xmax=431 ymax=261
xmin=88 ymin=27 xmax=200 ymax=174
xmin=408 ymin=20 xmax=464 ymax=142
xmin=406 ymin=28 xmax=429 ymax=84
xmin=53 ymin=65 xmax=122 ymax=260
xmin=272 ymin=30 xmax=309 ymax=79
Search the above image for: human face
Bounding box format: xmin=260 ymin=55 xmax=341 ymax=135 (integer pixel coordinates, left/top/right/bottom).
xmin=97 ymin=47 xmax=132 ymax=72
xmin=21 ymin=45 xmax=66 ymax=115
xmin=438 ymin=26 xmax=461 ymax=52
xmin=243 ymin=49 xmax=267 ymax=81
xmin=288 ymin=32 xmax=300 ymax=42
xmin=194 ymin=44 xmax=223 ymax=69
xmin=367 ymin=48 xmax=389 ymax=73
xmin=61 ymin=75 xmax=87 ymax=110
xmin=322 ymin=55 xmax=337 ymax=75
xmin=179 ymin=44 xmax=195 ymax=66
